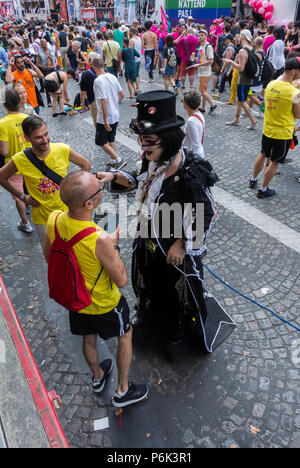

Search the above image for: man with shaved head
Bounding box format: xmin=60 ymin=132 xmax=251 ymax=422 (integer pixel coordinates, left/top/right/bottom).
xmin=44 ymin=171 xmax=148 ymax=407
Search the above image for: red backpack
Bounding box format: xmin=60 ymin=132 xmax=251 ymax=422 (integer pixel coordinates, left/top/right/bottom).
xmin=48 ymin=213 xmax=98 ymax=312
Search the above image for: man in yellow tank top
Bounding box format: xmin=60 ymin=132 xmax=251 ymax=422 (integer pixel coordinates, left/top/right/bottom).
xmin=45 ymin=170 xmax=148 ymax=408
xmin=249 ymin=57 xmax=300 ymax=198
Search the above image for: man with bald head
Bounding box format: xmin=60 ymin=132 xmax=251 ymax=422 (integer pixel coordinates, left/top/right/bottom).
xmin=44 ymin=171 xmax=148 ymax=407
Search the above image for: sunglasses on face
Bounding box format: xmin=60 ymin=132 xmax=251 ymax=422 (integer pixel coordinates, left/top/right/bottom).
xmin=82 ymin=186 xmax=103 ymax=207
xmin=138 ymin=137 xmax=161 ymax=148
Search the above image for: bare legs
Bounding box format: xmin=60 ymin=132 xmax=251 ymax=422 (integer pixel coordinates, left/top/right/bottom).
xmin=82 ymin=326 xmax=133 ymax=393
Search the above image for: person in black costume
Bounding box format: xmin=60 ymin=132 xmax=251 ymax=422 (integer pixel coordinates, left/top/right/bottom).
xmin=96 ymin=90 xmax=236 ymax=360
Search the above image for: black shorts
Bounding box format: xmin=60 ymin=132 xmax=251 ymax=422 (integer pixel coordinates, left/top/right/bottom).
xmin=237 ymin=84 xmax=251 ymax=102
xmin=69 ymin=296 xmax=131 ymax=340
xmin=44 ymin=79 xmax=60 ymax=94
xmin=176 ymin=56 xmax=181 ymax=66
xmin=261 ymin=134 xmax=292 ymax=164
xmin=95 ymin=122 xmax=118 ymax=147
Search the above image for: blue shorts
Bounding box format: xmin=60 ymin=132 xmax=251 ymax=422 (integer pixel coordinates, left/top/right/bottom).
xmin=164 ymin=64 xmax=175 ymax=76
xmin=237 ymin=84 xmax=251 ymax=102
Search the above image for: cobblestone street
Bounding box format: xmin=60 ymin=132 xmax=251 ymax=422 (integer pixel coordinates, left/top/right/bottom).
xmin=0 ymin=67 xmax=300 ymax=448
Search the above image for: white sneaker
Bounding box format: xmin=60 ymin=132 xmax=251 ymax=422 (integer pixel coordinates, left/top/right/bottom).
xmin=17 ymin=221 xmax=33 ymax=233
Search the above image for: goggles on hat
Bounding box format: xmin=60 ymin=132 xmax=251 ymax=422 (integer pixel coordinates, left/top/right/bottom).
xmin=130 ymin=118 xmax=155 ymax=134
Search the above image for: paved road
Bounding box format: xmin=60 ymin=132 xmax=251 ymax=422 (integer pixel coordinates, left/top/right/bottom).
xmin=0 ymin=67 xmax=299 ymax=448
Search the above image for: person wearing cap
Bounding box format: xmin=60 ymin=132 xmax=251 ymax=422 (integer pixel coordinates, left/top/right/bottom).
xmin=187 ymin=16 xmax=193 ymax=28
xmin=249 ymin=57 xmax=300 ymax=199
xmin=214 ymin=33 xmax=235 ymax=100
xmin=95 ymin=90 xmax=235 ymax=361
xmin=224 ymin=29 xmax=257 ymax=130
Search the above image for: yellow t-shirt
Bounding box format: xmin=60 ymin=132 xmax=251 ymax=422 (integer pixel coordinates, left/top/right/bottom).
xmin=263 ymin=80 xmax=300 ymax=140
xmin=102 ymin=40 xmax=120 ymax=68
xmin=0 ymin=113 xmax=31 ymax=164
xmin=12 ymin=142 xmax=70 ymax=225
xmin=47 ymin=211 xmax=121 ymax=315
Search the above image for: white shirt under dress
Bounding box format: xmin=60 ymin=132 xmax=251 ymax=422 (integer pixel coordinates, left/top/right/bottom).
xmin=182 ymin=111 xmax=205 ymax=159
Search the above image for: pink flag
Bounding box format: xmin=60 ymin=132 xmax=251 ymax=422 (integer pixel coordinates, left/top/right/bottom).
xmin=161 ymin=6 xmax=168 ymax=35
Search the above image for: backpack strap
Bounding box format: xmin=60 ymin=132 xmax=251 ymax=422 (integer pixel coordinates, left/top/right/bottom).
xmin=23 ymin=148 xmax=63 ymax=186
xmin=191 ymin=113 xmax=205 ymax=145
xmin=54 ymin=212 xmax=97 ymax=246
xmin=68 ymin=227 xmax=98 ymax=247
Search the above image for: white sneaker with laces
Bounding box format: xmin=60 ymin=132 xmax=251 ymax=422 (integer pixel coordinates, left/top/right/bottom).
xmin=17 ymin=221 xmax=33 ymax=233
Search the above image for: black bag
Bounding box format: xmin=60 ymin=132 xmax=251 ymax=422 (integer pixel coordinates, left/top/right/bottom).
xmin=243 ymin=47 xmax=261 ymax=79
xmin=261 ymin=58 xmax=274 ymax=86
xmin=34 ymin=84 xmax=44 ymax=107
xmin=106 ymin=41 xmax=120 ymax=69
xmin=23 ymin=148 xmax=63 ymax=186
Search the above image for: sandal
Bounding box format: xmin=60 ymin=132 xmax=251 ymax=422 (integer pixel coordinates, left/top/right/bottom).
xmin=225 ymin=120 xmax=240 ymax=126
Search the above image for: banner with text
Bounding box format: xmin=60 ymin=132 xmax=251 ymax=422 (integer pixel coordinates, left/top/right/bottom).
xmin=166 ymin=0 xmax=232 ymax=26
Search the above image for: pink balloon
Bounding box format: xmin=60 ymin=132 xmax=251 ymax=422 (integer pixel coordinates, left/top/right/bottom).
xmin=249 ymin=0 xmax=254 ymax=6
xmin=265 ymin=3 xmax=274 ymax=12
xmin=264 ymin=12 xmax=272 ymax=20
xmin=252 ymin=0 xmax=258 ymax=7
xmin=258 ymin=7 xmax=265 ymax=14
xmin=262 ymin=0 xmax=269 ymax=7
xmin=256 ymin=1 xmax=263 ymax=8
xmin=254 ymin=8 xmax=259 ymax=13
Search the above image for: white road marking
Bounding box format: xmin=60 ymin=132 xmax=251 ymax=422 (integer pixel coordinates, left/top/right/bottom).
xmin=84 ymin=117 xmax=300 ymax=255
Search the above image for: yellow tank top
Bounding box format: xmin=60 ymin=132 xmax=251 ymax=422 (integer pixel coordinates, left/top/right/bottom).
xmin=47 ymin=211 xmax=121 ymax=315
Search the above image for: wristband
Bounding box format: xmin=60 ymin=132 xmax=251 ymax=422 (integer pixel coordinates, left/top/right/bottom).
xmin=113 ymin=171 xmax=119 ymax=181
xmin=18 ymin=193 xmax=25 ymax=201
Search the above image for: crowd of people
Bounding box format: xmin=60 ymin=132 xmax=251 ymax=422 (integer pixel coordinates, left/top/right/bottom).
xmin=0 ymin=12 xmax=299 ymax=410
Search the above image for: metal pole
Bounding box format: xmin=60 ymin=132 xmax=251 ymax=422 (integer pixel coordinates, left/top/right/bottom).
xmin=235 ymin=0 xmax=241 ymax=19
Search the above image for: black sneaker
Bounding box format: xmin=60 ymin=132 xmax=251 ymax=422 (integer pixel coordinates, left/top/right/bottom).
xmin=112 ymin=382 xmax=148 ymax=407
xmin=249 ymin=178 xmax=257 ymax=189
xmin=208 ymin=104 xmax=217 ymax=115
xmin=257 ymin=188 xmax=276 ymax=199
xmin=92 ymin=359 xmax=113 ymax=393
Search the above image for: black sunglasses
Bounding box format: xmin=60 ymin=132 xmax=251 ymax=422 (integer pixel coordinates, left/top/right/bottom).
xmin=83 ymin=186 xmax=103 ymax=207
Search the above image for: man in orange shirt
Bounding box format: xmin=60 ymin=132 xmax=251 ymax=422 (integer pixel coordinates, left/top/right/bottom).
xmin=6 ymin=55 xmax=44 ymax=115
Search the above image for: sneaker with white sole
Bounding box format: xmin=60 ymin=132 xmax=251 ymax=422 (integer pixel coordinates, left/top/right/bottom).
xmin=257 ymin=188 xmax=276 ymax=199
xmin=92 ymin=359 xmax=113 ymax=393
xmin=112 ymin=382 xmax=148 ymax=407
xmin=17 ymin=221 xmax=33 ymax=233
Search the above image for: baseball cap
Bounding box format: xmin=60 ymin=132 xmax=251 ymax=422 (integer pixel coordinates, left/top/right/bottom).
xmin=188 ymin=16 xmax=193 ymax=20
xmin=178 ymin=19 xmax=185 ymax=24
xmin=240 ymin=29 xmax=252 ymax=42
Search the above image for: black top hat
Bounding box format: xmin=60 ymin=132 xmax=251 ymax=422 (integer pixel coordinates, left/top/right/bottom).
xmin=130 ymin=90 xmax=185 ymax=135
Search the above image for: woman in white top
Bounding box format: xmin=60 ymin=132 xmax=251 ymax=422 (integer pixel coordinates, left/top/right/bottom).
xmin=93 ymin=31 xmax=104 ymax=57
xmin=268 ymin=27 xmax=286 ymax=79
xmin=182 ymin=89 xmax=205 ymax=159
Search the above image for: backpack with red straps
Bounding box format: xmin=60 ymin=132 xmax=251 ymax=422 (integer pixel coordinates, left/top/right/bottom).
xmin=48 ymin=213 xmax=100 ymax=312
